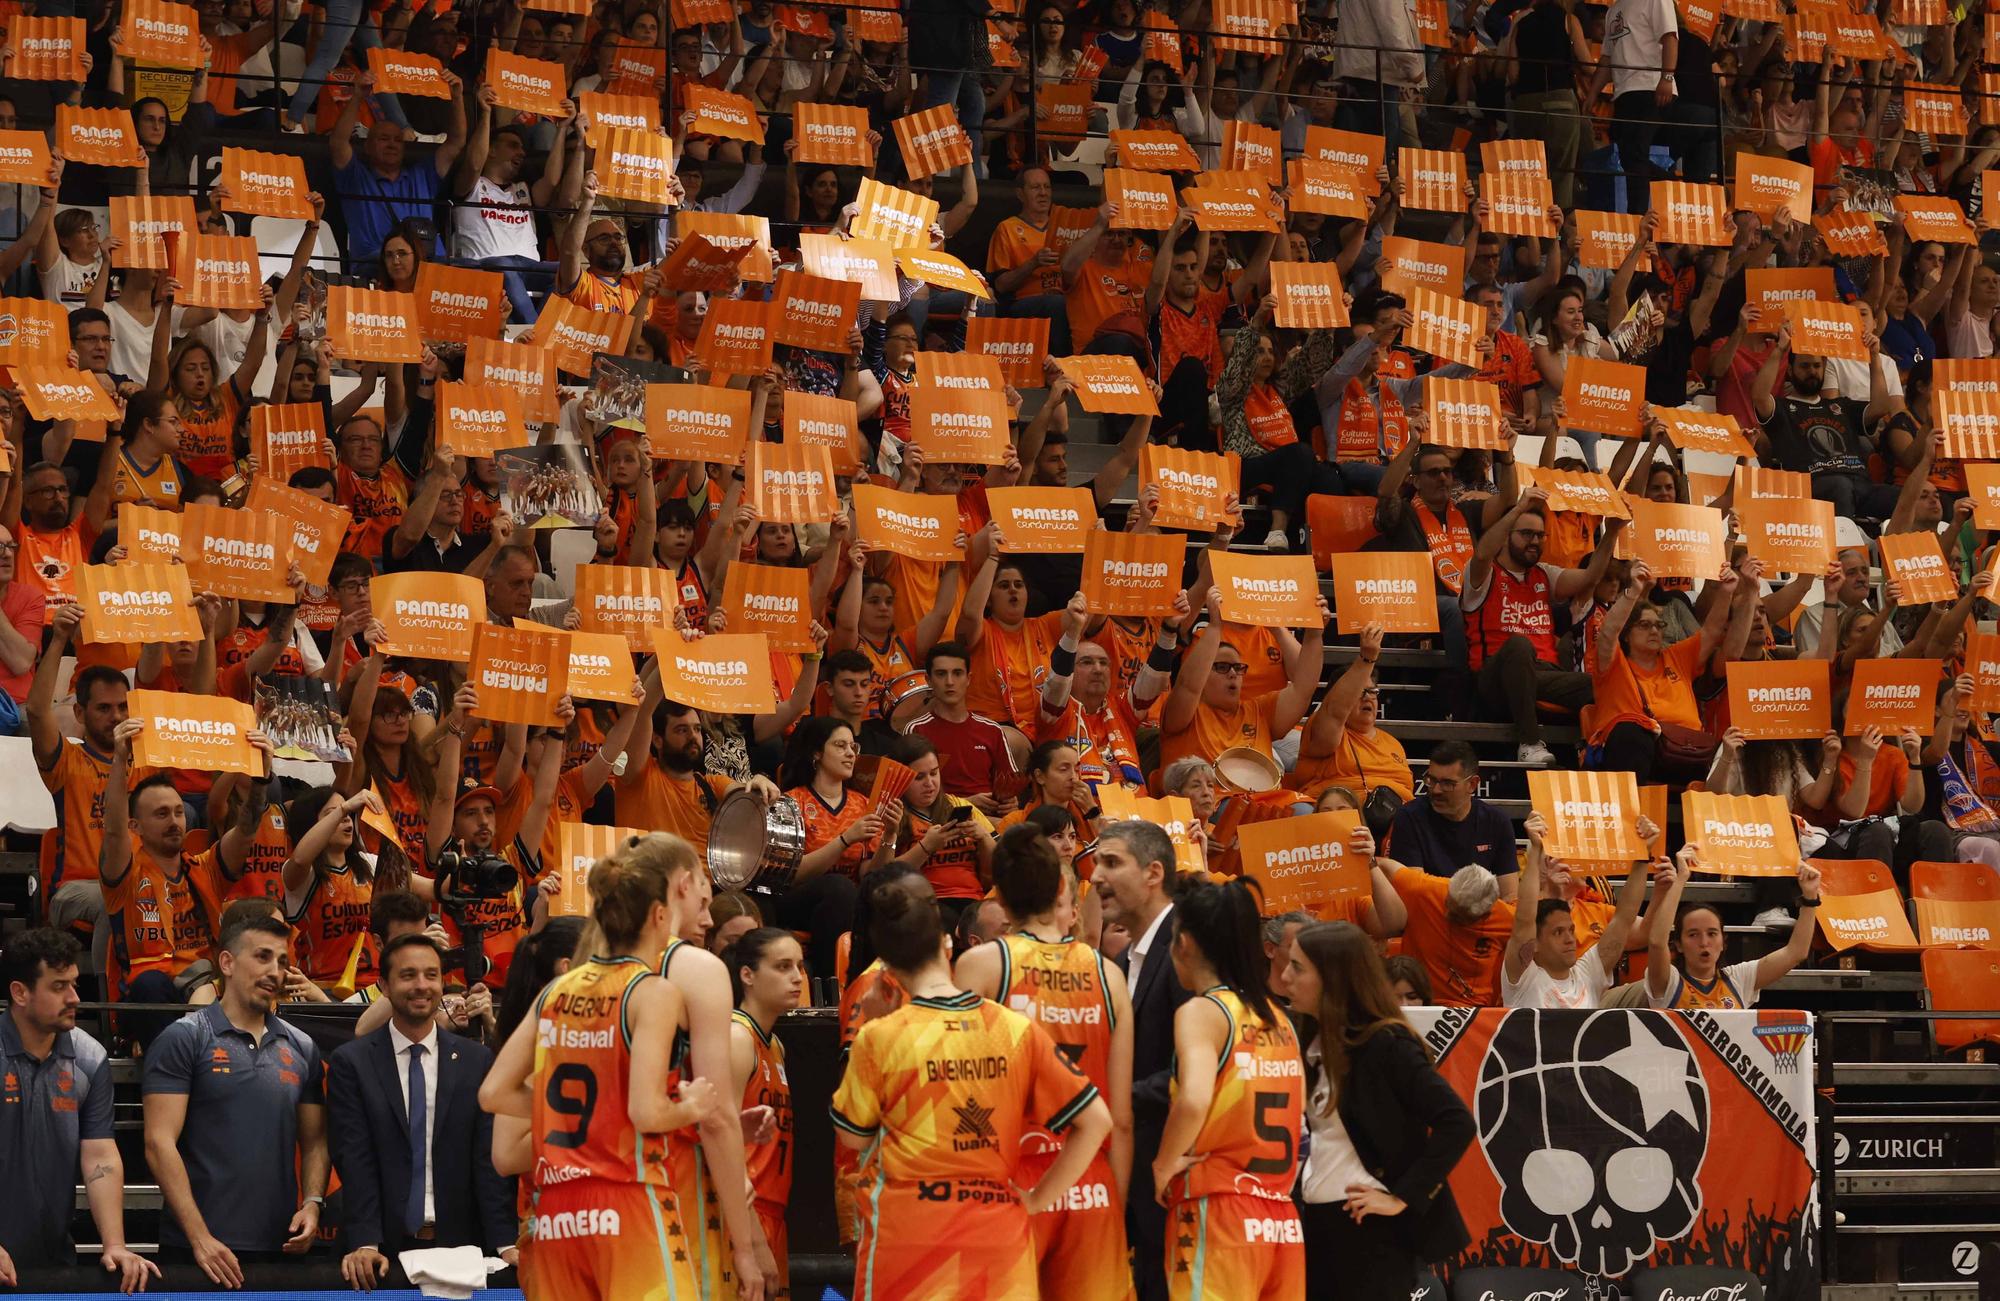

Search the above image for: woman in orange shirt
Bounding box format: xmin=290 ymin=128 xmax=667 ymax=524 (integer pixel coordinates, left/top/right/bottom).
xmin=957 ymin=551 xmax=1069 ymax=726
xmin=997 ymin=740 xmax=1103 ymax=871
xmin=1590 ymin=560 xmax=1730 ymax=784
xmin=1217 ymin=293 xmax=1343 ymax=551
xmin=282 ymin=785 xmax=403 ymax=991
xmin=161 ymin=325 xmax=265 ymax=482
xmin=1291 ymin=623 xmax=1413 ymax=814
xmin=780 ymin=717 xmax=902 ymax=882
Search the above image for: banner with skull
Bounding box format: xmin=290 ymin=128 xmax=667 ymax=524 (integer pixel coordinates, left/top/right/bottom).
xmin=1410 ymin=1007 xmax=1818 ymax=1301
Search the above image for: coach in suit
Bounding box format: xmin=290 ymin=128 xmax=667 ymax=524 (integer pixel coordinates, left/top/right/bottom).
xmin=1097 ymin=819 xmax=1192 ymax=1301
xmin=328 ymin=934 xmax=515 ymax=1289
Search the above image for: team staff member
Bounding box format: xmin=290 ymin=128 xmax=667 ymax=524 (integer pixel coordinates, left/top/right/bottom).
xmin=956 ymin=827 xmax=1137 ymax=1301
xmin=728 ymin=929 xmax=805 ymax=1301
xmin=831 ymin=870 xmax=1114 ymax=1301
xmin=0 ymin=929 xmax=158 ymax=1292
xmin=1159 ymin=589 xmax=1326 ymax=773
xmin=478 ymin=836 xmax=721 ymax=1301
xmin=1154 ymin=880 xmax=1306 ymax=1300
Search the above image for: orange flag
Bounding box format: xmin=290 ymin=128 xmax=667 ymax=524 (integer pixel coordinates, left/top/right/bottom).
xmin=470 ymin=622 xmax=569 ymax=726
xmin=55 ymin=107 xmax=143 ymax=167
xmin=1816 ymin=209 xmax=1887 ymax=256
xmin=245 ymin=478 xmax=348 ymax=587
xmin=562 ymin=630 xmax=636 ymax=703
xmin=1181 ymin=186 xmax=1282 ymax=233
xmin=1482 ymin=172 xmax=1556 ymax=238
xmin=801 ymin=232 xmax=900 ymax=301
xmin=1734 ymin=152 xmax=1813 ymax=221
xmin=0 ymin=297 xmax=66 ymax=367
xmin=578 ymin=91 xmax=660 ymax=148
xmin=1681 ymin=791 xmax=1801 ymax=874
xmin=1379 ymin=237 xmax=1464 ymax=295
xmin=1223 ymin=120 xmax=1283 ymax=183
xmin=1302 ymin=127 xmax=1384 ymax=183
xmin=1239 ymin=810 xmax=1368 ymax=914
xmin=661 ymin=234 xmax=752 ymax=293
xmin=1081 ymin=530 xmax=1182 ymax=617
xmin=1727 ymin=659 xmax=1831 ymax=740
xmin=109 ymin=195 xmax=197 ymax=269
xmin=1655 ymin=406 xmax=1755 ymax=458
xmin=371 ymin=572 xmax=484 ymax=661
xmin=1785 ymin=300 xmax=1868 ymax=361
xmin=722 ymin=562 xmax=816 ymax=652
xmin=1212 ymin=0 xmax=1289 ymax=51
xmin=747 ymin=441 xmax=839 ymax=524
xmin=1329 ymin=552 xmax=1438 ymax=633
xmin=76 ymin=563 xmax=200 ymax=644
xmin=677 ymin=211 xmax=774 ymax=282
xmin=897 ymin=250 xmax=991 ymax=300
xmin=252 ymin=403 xmax=332 ymax=482
xmin=1936 ymin=388 xmax=2000 ymax=460
xmin=597 ymin=128 xmax=675 ymax=206
xmin=1846 ymin=657 xmax=1943 ymax=734
xmin=1055 ymin=355 xmax=1158 ymax=415
xmin=1104 ymin=169 xmax=1177 ymax=229
xmin=852 ymin=485 xmax=965 ymax=563
xmin=122 ymin=505 xmax=183 ymax=563
xmin=1967 ymin=463 xmax=2000 ymax=528
xmin=1896 ymin=195 xmax=1976 ymax=244
xmin=908 ymin=386 xmax=1010 ymax=465
xmin=1744 ymin=267 xmax=1835 ymax=331
xmin=14 ymin=369 xmax=118 ymax=423
xmin=130 ymin=690 xmax=262 ymax=776
xmin=219 ymin=147 xmax=314 ymax=219
xmin=1111 ymin=129 xmax=1200 ymax=172
xmin=1967 ymin=629 xmax=2000 ymax=712
xmin=1287 ymin=160 xmax=1370 ymax=219
xmin=651 ymin=628 xmax=777 ymax=713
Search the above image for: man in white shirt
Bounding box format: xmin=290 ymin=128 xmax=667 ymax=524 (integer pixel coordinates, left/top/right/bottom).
xmin=453 ymin=84 xmax=574 ymax=323
xmin=1502 ymin=814 xmax=1650 ymax=1009
xmin=1584 ymin=0 xmax=1678 ymax=216
xmin=1333 ymin=0 xmax=1425 ymax=153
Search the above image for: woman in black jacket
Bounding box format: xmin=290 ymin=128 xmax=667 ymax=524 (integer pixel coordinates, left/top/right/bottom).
xmin=1286 ymin=921 xmax=1476 ymax=1298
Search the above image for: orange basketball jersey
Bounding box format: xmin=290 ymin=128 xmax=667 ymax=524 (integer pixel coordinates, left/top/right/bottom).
xmin=530 ymin=957 xmax=674 ymax=1188
xmin=1170 ymin=987 xmax=1304 ymax=1203
xmin=734 ymin=1009 xmax=794 ymax=1207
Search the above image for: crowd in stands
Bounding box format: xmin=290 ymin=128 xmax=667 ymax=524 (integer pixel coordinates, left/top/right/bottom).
xmin=0 ymin=0 xmax=1995 ymax=1290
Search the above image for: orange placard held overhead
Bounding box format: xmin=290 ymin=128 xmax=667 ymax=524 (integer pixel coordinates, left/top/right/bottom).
xmin=551 ymin=824 xmax=640 ymax=915
xmin=372 ymin=572 xmax=484 ymax=662
xmin=1287 ymin=161 xmax=1370 ymax=219
xmin=1111 ymin=129 xmax=1200 ymax=172
xmin=1480 ymin=138 xmax=1548 ymax=179
xmin=1055 ymin=355 xmax=1159 ymax=415
xmin=1967 ymin=630 xmax=2000 ymax=712
xmin=1181 ymin=186 xmax=1281 ymax=233
xmin=1210 ymin=552 xmax=1322 ymax=628
xmin=893 ymin=104 xmax=973 ymax=179
xmin=1937 ymin=388 xmax=2000 ymax=460
xmin=1517 ymin=465 xmax=1632 ymax=520
xmin=1655 ymin=406 xmax=1756 ymax=458
xmin=1223 ymin=120 xmax=1283 ymax=183
xmin=1736 ymin=495 xmax=1836 ymax=574
xmin=413 ymin=263 xmax=508 ymax=344
xmin=792 ymin=101 xmax=873 ymax=167
xmin=1378 ymin=236 xmax=1464 ymax=295
xmin=469 ymin=622 xmax=568 ymax=727
xmin=1733 ymin=152 xmax=1813 ymax=221
xmin=1329 ymin=552 xmax=1439 ymax=633
xmin=1403 ymin=286 xmax=1485 ymax=369
xmin=906 ymin=387 xmax=1009 ymax=469
xmin=1727 ymin=659 xmax=1832 ymax=739
xmin=0 ymin=130 xmax=51 ymax=186
xmin=897 ymin=250 xmax=991 ymax=301
xmin=252 ymin=403 xmax=331 ymax=483
xmin=693 ymin=298 xmax=775 ymax=378
xmin=1239 ymin=811 xmax=1368 ymax=915
xmin=573 ymin=565 xmax=674 ymax=651
xmin=563 ymin=631 xmax=635 ymax=704
xmin=1038 ymin=82 xmax=1094 ymax=141
xmin=1481 ymin=173 xmax=1557 ymax=238
xmin=1268 ymin=261 xmax=1349 ymax=328
xmin=436 ymin=382 xmax=527 ymax=458
xmin=1141 ymin=445 xmax=1238 ymax=532
xmin=964 ymin=317 xmax=1049 ymax=386
xmin=129 ymin=690 xmax=262 ymax=777
xmin=1528 ymin=770 xmax=1649 ymax=861
xmin=326 ymin=286 xmax=423 ymax=363
xmin=1905 ymin=82 xmax=1969 ymax=137
xmin=604 ymin=38 xmax=666 ymax=94
xmin=1561 ymin=356 xmax=1646 ymax=438
xmin=485 ymin=49 xmax=567 ymax=117
xmin=1897 ymin=195 xmax=1977 ymax=244
xmin=1628 ymin=501 xmax=1728 ymax=579
xmin=1425 ymin=378 xmax=1506 ymax=449
xmin=984 ymin=486 xmax=1095 ymax=553
xmin=673 ymin=0 xmax=735 ymax=20
xmin=1104 ymin=169 xmax=1176 ymax=229
xmin=748 ymin=441 xmax=839 ymax=524
xmin=531 ymin=298 xmax=636 ymax=377
xmin=1681 ymin=792 xmax=1801 ymax=875
xmin=801 ymin=233 xmax=900 ymax=302
xmin=685 ymin=84 xmax=765 ymax=142
xmin=676 ymin=211 xmax=774 ymax=282
xmin=465 ymin=337 xmax=559 ymax=424
xmin=1880 ymin=531 xmax=1960 ymax=604
xmin=1302 ymin=127 xmax=1384 ymax=184
xmin=1847 ymin=657 xmax=1944 ymax=734
xmin=1211 ymin=0 xmax=1290 ymax=50
xmin=13 ymin=369 xmax=118 ymax=423
xmin=783 ymin=391 xmax=864 ymax=475
xmin=219 ymin=147 xmax=314 ymax=219
xmin=121 ymin=506 xmax=182 ymax=563
xmin=0 ymin=297 xmax=65 ymax=368
xmin=1081 ymin=530 xmax=1182 ymax=617
xmin=578 ymin=91 xmax=660 ymax=149
xmin=55 ymin=107 xmax=144 ymax=167
xmin=646 ymin=383 xmax=749 ymax=465
xmin=1735 ymin=463 xmax=1809 ymax=500
xmin=1651 ymin=181 xmax=1732 ymax=245
xmin=176 ymin=233 xmax=266 ymax=311
xmin=851 ymin=485 xmax=964 ymax=563
xmin=651 ymin=629 xmax=777 ymax=713
xmin=121 ymin=0 xmax=202 ymax=66
xmin=721 ymin=563 xmax=817 ymax=653
xmin=771 ymin=270 xmax=861 ymax=353
xmin=180 ymin=502 xmax=289 ymax=602
xmin=76 ymin=563 xmax=201 ymax=645
xmin=10 ymin=17 xmax=86 ymax=80
xmin=596 ymin=128 xmax=676 ymax=206
xmin=1743 ymin=267 xmax=1836 ymax=331
xmin=660 ymin=234 xmax=752 ymax=293
xmin=1575 ymin=211 xmax=1643 ymax=269
xmin=1785 ymin=300 xmax=1869 ymax=361
xmin=244 ymin=479 xmax=347 ymax=587
xmin=1399 ymin=147 xmax=1467 ymax=213
xmin=1967 ymin=463 xmax=2000 ymax=529
xmin=367 ymin=47 xmax=453 ymax=98
xmin=1816 ymin=209 xmax=1888 ymax=257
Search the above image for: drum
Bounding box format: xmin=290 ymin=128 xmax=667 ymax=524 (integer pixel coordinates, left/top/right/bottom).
xmin=1215 ymin=746 xmax=1283 ymax=793
xmin=707 ymin=789 xmax=807 ymax=892
xmin=1209 ymin=746 xmax=1312 ymax=860
xmin=882 ymin=671 xmax=931 ymax=733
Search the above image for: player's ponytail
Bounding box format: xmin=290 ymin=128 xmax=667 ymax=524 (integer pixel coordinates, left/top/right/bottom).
xmin=1174 ymin=878 xmax=1279 ymax=1027
xmin=866 ymin=870 xmax=945 ymax=977
xmin=991 ymin=824 xmax=1063 ymax=920
xmin=589 ymin=832 xmax=697 ymax=951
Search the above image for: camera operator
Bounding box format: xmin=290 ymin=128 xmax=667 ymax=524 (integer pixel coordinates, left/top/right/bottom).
xmin=427 ymin=779 xmax=540 ymax=1045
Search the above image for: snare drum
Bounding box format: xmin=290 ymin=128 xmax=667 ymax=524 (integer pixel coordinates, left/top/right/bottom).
xmin=708 ymin=790 xmax=808 ymax=892
xmin=1209 ymin=746 xmax=1312 ymax=858
xmin=882 ymin=671 xmax=932 ymax=733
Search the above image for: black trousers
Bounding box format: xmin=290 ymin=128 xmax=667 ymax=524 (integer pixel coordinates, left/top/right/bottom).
xmin=770 ymin=872 xmax=859 ymax=981
xmin=1299 ymin=1197 xmax=1424 ymax=1300
xmin=1474 ymin=635 xmax=1594 ymax=745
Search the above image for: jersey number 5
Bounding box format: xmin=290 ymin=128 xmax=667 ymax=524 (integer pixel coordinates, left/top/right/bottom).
xmin=1246 ymin=1091 xmax=1294 ymax=1174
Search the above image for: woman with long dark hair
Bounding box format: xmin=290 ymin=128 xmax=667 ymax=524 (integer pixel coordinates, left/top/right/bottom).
xmin=282 ymin=785 xmax=406 ymax=991
xmin=778 ymin=717 xmax=900 ymax=883
xmin=727 ymin=927 xmax=804 ymax=1301
xmin=495 ymin=915 xmax=587 ymax=1043
xmin=1154 ymin=879 xmax=1307 ymax=1297
xmin=1285 ymin=921 xmax=1474 ymax=1297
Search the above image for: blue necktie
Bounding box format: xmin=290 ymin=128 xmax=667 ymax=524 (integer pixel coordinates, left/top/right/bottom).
xmin=405 ymin=1043 xmax=427 ymax=1236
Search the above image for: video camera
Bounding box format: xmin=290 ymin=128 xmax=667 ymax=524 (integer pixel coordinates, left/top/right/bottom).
xmin=433 ymin=843 xmax=518 ymax=984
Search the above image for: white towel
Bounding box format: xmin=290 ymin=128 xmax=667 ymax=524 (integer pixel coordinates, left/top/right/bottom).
xmin=398 ymin=1245 xmax=508 ymax=1299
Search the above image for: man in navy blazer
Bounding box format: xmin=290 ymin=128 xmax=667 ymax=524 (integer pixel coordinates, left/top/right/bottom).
xmin=327 ymin=934 xmax=515 ymax=1289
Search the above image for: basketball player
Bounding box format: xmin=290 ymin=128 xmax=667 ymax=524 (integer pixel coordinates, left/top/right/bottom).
xmin=1647 ymin=847 xmax=1822 ymax=1009
xmin=1153 ymin=880 xmax=1306 ymax=1301
xmin=728 ymin=929 xmax=804 ymax=1301
xmin=831 ymin=870 xmax=1114 ymax=1300
xmin=955 ymin=825 xmax=1136 ymax=1301
xmin=477 ymin=835 xmax=721 ymax=1301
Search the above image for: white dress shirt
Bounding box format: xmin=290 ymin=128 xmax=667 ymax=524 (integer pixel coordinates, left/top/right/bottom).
xmin=1128 ymin=902 xmax=1174 ymax=995
xmin=390 ymin=1022 xmax=439 ymax=1225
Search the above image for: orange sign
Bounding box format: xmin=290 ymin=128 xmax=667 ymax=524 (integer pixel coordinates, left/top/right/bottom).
xmin=983 ymin=486 xmax=1094 ymax=553
xmin=326 ymin=286 xmax=423 ymax=363
xmin=1181 ymin=185 xmax=1281 ymax=233
xmin=219 ymin=147 xmax=313 ymax=219
xmin=661 ymin=234 xmax=751 ymax=293
xmin=852 ymin=3 xmax=906 ymax=41
xmin=1896 ymin=194 xmax=1976 ymax=244
xmin=1404 ymin=286 xmax=1485 ymax=369
xmin=1425 ymin=377 xmax=1506 ymax=450
xmin=1529 ymin=769 xmax=1649 ymax=861
xmin=0 ymin=297 xmax=65 ymax=367
xmin=907 ymin=386 xmax=1010 ymax=465
xmin=1561 ymin=356 xmax=1646 ymax=438
xmin=1518 ymin=465 xmax=1632 ymax=520
xmin=1482 ymin=172 xmax=1556 ymax=238
xmin=897 ymin=250 xmax=991 ymax=301
xmin=10 ymin=16 xmax=85 ymax=80
xmin=676 ymin=211 xmax=774 ymax=283
xmin=1815 ymin=209 xmax=1888 ymax=257
xmin=1967 ymin=463 xmax=2000 ymax=529
xmin=578 ymin=91 xmax=659 ymax=149
xmin=367 ymin=46 xmax=453 ymax=98
xmin=180 ymin=502 xmax=289 ymax=602
xmin=1744 ymin=267 xmax=1836 ymax=330
xmin=55 ymin=106 xmax=143 ymax=167
xmin=1936 ymin=388 xmax=2000 ymax=460
xmin=1104 ymin=168 xmax=1177 ymax=230
xmin=1211 ymin=0 xmax=1289 ymax=50
xmin=748 ymin=441 xmax=839 ymax=524
xmin=1399 ymin=147 xmax=1467 ymax=213
xmin=574 ymin=564 xmax=675 ymax=651
xmin=801 ymin=233 xmax=899 ymax=302
xmin=1681 ymin=791 xmax=1802 ymax=875
xmin=1141 ymin=445 xmax=1238 ymax=532
xmin=122 ymin=505 xmax=182 ymax=563
xmin=486 ymin=49 xmax=567 ymax=117
xmin=1785 ymin=300 xmax=1868 ymax=361
xmin=1880 ymin=531 xmax=1960 ymax=605
xmin=1655 ymin=406 xmax=1755 ymax=458
xmin=693 ymin=298 xmax=775 ymax=378
xmin=1914 ymin=891 xmax=2000 ymax=949
xmin=1905 ymin=82 xmax=1969 ymax=137
xmin=130 ymin=690 xmax=262 ymax=776
xmin=721 ymin=562 xmax=815 ymax=652
xmin=651 ymin=628 xmax=777 ymax=713
xmin=552 ymin=824 xmax=642 ymax=916
xmin=1733 ymin=152 xmax=1813 ymax=221
xmin=893 ymin=103 xmax=972 ymax=179
xmin=783 ymin=391 xmax=864 ymax=475
xmin=686 ymin=84 xmax=765 ymax=142
xmin=177 ymin=233 xmax=266 ymax=311
xmin=372 ymin=572 xmax=484 ymax=662
xmin=1239 ymin=810 xmax=1368 ymax=914
xmin=1736 ymin=494 xmax=1836 ymax=575
xmin=852 ymin=485 xmax=963 ymax=563
xmin=1727 ymin=659 xmax=1832 ymax=740
xmin=964 ymin=317 xmax=1049 ymax=386
xmin=646 ymin=383 xmax=750 ymax=465
xmin=0 ymin=130 xmax=50 ymax=186
xmin=770 ymin=270 xmax=861 ymax=353
xmin=1223 ymin=120 xmax=1283 ymax=183
xmin=1481 ymin=138 xmax=1548 ymax=179
xmin=14 ymin=368 xmax=118 ymax=422
xmin=1575 ymin=210 xmax=1643 ymax=270
xmin=1036 ymin=82 xmax=1094 ymax=141
xmin=1968 ymin=630 xmax=2000 ymax=712
xmin=1846 ymin=657 xmax=1943 ymax=734
xmin=1329 ymin=551 xmax=1439 ymax=634
xmin=76 ymin=563 xmax=200 ymax=645
xmin=252 ymin=403 xmax=331 ymax=483
xmin=1210 ymin=552 xmax=1321 ymax=628
xmin=673 ymin=0 xmax=735 ymax=20
xmin=109 ymin=195 xmax=196 ymax=270
xmin=1302 ymin=127 xmax=1384 ymax=184
xmin=470 ymin=621 xmax=569 ymax=727
xmin=1814 ymin=871 xmax=1920 ymax=950
xmin=1628 ymin=501 xmax=1728 ymax=579
xmin=1652 ymin=180 xmax=1732 ymax=246
xmin=604 ymin=39 xmax=666 ymax=95
xmin=1378 ymin=236 xmax=1464 ymax=296
xmin=437 ymin=381 xmax=527 ymax=458
xmin=121 ymin=0 xmax=202 ymax=66
xmin=465 ymin=337 xmax=559 ymax=424
xmin=1054 ymin=354 xmax=1158 ymax=415
xmin=244 ymin=478 xmax=348 ymax=587
xmin=597 ymin=128 xmax=675 ymax=206
xmin=1111 ymin=129 xmax=1199 ymax=172
xmin=782 ymin=101 xmax=871 ymax=170
xmin=1081 ymin=530 xmax=1182 ymax=618
xmin=531 ymin=297 xmax=636 ymax=378
xmin=1268 ymin=261 xmax=1349 ymax=328
xmin=1286 ymin=160 xmax=1369 ymax=219
xmin=562 ymin=629 xmax=636 ymax=704
xmin=413 ymin=263 xmax=506 ymax=344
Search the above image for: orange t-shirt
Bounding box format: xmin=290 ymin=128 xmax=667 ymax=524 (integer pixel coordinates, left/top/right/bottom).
xmin=1392 ymin=866 xmax=1515 ymax=1007
xmin=176 ymin=386 xmax=241 ymax=481
xmin=1543 ymin=508 xmax=1598 ymax=569
xmin=337 ymin=463 xmax=409 ymax=561
xmin=1814 ymin=747 xmax=1912 ymax=826
xmin=1159 ymin=689 xmax=1279 ymax=772
xmin=1064 ymin=247 xmax=1150 ymax=349
xmin=564 ymin=271 xmax=644 ymax=316
xmin=789 ymin=785 xmax=882 ymax=879
xmin=1221 ymin=624 xmax=1289 ymax=699
xmin=986 ymin=216 xmax=1063 ymax=298
xmin=613 ymin=766 xmax=733 ymax=868
xmin=968 ymin=610 xmax=1067 ymax=727
xmin=1289 ymin=724 xmax=1413 ymax=803
xmin=16 ymin=518 xmax=93 ymax=621
xmin=204 ymin=31 xmax=264 ymax=116
xmin=1588 ymin=635 xmax=1705 ymax=746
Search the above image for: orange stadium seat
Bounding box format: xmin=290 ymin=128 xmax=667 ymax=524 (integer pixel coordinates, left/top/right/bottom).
xmin=1910 ymin=861 xmax=2000 ymax=950
xmin=1809 ymin=858 xmax=1920 ymax=953
xmin=1921 ymin=948 xmax=2000 ymax=1053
